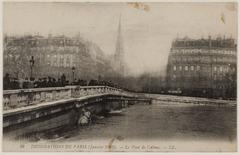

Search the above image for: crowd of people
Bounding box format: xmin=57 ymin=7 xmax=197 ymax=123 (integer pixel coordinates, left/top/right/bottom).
xmin=3 ymin=73 xmax=119 ymax=90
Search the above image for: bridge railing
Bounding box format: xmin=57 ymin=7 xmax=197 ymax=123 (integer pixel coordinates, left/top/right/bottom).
xmin=3 ymin=86 xmax=131 ymax=111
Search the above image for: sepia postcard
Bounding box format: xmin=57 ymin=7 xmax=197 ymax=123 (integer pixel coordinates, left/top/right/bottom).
xmin=1 ymin=1 xmax=238 ymax=152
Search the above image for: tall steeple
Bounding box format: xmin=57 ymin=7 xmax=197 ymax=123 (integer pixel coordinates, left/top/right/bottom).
xmin=114 ymin=15 xmax=125 ymax=76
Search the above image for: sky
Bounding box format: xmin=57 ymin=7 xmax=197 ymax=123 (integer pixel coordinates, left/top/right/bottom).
xmin=3 ymin=2 xmax=238 ymax=76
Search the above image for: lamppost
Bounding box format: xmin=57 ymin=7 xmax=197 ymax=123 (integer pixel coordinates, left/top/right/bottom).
xmin=29 ymin=56 xmax=35 ymax=80
xmin=72 ymin=66 xmax=75 ymax=84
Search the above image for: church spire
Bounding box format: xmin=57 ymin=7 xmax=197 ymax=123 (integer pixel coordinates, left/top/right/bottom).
xmin=114 ymin=15 xmax=125 ymax=76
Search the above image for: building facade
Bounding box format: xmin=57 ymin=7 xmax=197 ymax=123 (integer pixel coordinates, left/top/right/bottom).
xmin=3 ymin=34 xmax=115 ymax=81
xmin=166 ymin=36 xmax=237 ymax=99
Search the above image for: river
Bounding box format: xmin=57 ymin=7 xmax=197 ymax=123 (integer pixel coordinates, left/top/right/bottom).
xmin=29 ymin=98 xmax=236 ymax=152
xmin=60 ymin=100 xmax=236 ymax=142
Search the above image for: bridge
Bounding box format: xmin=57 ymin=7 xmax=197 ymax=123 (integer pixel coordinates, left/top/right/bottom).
xmin=3 ymin=86 xmax=151 ymax=139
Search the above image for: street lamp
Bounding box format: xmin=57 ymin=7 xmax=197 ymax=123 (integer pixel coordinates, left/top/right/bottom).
xmin=29 ymin=56 xmax=35 ymax=80
xmin=72 ymin=66 xmax=76 ymax=84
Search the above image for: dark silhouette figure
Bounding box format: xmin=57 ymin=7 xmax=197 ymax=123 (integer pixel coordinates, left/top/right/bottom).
xmin=61 ymin=74 xmax=66 ymax=86
xmin=3 ymin=73 xmax=10 ymax=90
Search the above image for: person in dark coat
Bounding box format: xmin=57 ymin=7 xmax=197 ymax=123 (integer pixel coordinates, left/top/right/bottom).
xmin=61 ymin=74 xmax=66 ymax=86
xmin=3 ymin=73 xmax=10 ymax=90
xmin=57 ymin=78 xmax=62 ymax=87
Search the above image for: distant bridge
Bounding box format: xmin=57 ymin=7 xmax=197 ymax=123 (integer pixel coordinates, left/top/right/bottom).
xmin=3 ymin=86 xmax=151 ymax=138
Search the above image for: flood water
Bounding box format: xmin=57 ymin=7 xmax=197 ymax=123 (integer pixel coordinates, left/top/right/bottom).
xmin=57 ymin=100 xmax=236 ymax=142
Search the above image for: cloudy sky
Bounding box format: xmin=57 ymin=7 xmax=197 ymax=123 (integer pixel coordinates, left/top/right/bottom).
xmin=3 ymin=2 xmax=237 ymax=76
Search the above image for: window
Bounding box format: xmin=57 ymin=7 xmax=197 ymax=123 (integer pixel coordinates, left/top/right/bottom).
xmin=172 ymin=74 xmax=177 ymax=80
xmin=214 ymin=74 xmax=217 ymax=81
xmin=185 ymin=66 xmax=188 ymax=71
xmin=197 ymin=65 xmax=200 ymax=71
xmin=226 ymin=66 xmax=229 ymax=72
xmin=59 ymin=55 xmax=64 ymax=67
xmin=179 ymin=66 xmax=182 ymax=71
xmin=172 ymin=74 xmax=176 ymax=80
xmin=66 ymin=56 xmax=70 ymax=67
xmin=47 ymin=54 xmax=51 ymax=65
xmin=224 ymin=67 xmax=228 ymax=73
xmin=53 ymin=55 xmax=57 ymax=66
xmin=191 ymin=66 xmax=194 ymax=71
xmin=220 ymin=66 xmax=223 ymax=72
xmin=173 ymin=66 xmax=177 ymax=71
xmin=214 ymin=66 xmax=217 ymax=72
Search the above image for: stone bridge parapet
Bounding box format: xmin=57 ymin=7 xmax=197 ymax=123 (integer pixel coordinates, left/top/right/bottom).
xmin=3 ymin=86 xmax=135 ymax=111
